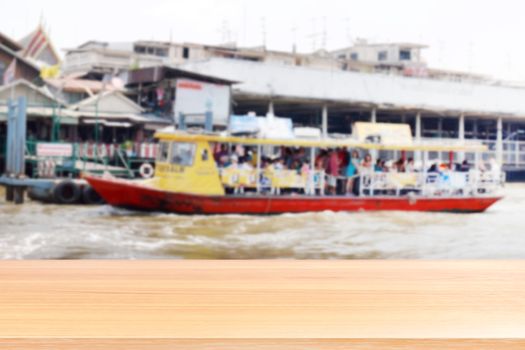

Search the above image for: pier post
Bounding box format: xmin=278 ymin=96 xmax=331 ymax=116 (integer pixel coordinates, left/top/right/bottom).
xmin=370 ymin=108 xmax=377 ymax=123
xmin=5 ymin=186 xmax=14 ymax=202
xmin=496 ymin=117 xmax=503 ymax=166
xmin=321 ymin=104 xmax=328 ymax=138
xmin=13 ymin=187 xmax=24 ymax=204
xmin=458 ymin=113 xmax=465 ymax=162
xmin=4 ymin=96 xmax=27 ymax=204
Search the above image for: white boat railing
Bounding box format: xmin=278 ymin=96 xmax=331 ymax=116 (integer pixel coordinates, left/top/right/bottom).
xmin=359 ymin=170 xmax=504 ymax=198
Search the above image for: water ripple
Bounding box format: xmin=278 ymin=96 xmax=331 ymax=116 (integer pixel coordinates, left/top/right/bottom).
xmin=0 ymin=185 xmax=521 ymax=259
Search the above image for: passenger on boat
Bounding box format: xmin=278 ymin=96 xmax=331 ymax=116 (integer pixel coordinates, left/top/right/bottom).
xmin=459 ymin=160 xmax=471 ymax=172
xmin=345 ymin=150 xmax=360 ymax=195
xmin=214 ymin=144 xmax=228 ymax=163
xmin=361 ymin=154 xmax=374 ymax=173
xmin=327 ymin=149 xmax=341 ymax=195
xmin=394 ymin=158 xmax=406 ymax=172
xmin=406 ymin=158 xmax=415 ymax=172
xmin=428 ymin=163 xmax=440 ymax=173
xmin=374 ymin=159 xmax=384 ymax=172
xmin=273 ymin=157 xmax=285 ymax=171
xmin=226 ymin=154 xmax=239 ymax=169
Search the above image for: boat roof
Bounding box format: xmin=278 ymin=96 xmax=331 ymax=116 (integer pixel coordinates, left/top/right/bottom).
xmin=154 ymin=131 xmax=487 ymax=152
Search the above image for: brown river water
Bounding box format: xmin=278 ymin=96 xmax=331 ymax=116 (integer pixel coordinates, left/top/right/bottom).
xmin=0 ymin=185 xmax=522 ymax=259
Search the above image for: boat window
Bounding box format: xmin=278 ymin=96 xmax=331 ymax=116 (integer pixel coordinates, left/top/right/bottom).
xmin=157 ymin=142 xmax=170 ymax=162
xmin=171 ymin=143 xmax=196 ymax=166
xmin=201 ymin=149 xmax=209 ymax=161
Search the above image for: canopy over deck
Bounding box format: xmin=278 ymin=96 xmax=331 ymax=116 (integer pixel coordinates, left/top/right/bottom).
xmin=154 ymin=130 xmax=487 ymax=152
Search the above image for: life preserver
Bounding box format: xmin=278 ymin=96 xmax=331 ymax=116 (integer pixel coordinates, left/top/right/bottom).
xmin=139 ymin=163 xmax=154 ymax=178
xmin=82 ymin=185 xmax=105 ymax=205
xmin=53 ymin=180 xmax=81 ymax=204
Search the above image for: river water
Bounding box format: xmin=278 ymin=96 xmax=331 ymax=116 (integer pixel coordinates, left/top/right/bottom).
xmin=0 ymin=185 xmax=522 ymax=259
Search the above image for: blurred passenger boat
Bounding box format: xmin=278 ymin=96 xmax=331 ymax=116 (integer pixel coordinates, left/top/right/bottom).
xmin=85 ymin=123 xmax=504 ymax=214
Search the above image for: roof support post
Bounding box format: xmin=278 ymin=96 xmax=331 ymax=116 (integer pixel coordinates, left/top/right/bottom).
xmin=321 ymin=104 xmax=328 ymax=139
xmin=458 ymin=113 xmax=465 ymax=162
xmin=415 ymin=112 xmax=422 ymax=163
xmin=369 ymin=107 xmax=377 ymax=161
xmin=496 ymin=116 xmax=503 ymax=166
xmin=268 ymin=100 xmax=274 ymax=116
xmin=415 ymin=112 xmax=422 ymax=141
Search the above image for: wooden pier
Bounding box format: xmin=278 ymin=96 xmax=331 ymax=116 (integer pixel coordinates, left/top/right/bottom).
xmin=1 ymin=260 xmax=525 ymax=349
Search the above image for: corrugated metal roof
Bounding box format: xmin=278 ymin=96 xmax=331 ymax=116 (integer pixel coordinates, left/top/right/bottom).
xmin=179 ymin=58 xmax=525 ymax=118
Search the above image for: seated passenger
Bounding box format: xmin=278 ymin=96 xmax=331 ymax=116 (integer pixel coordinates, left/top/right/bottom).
xmin=428 ymin=163 xmax=440 ymax=173
xmin=301 ymin=162 xmax=310 ymax=176
xmin=273 ymin=158 xmax=285 ymax=171
xmin=460 ymin=160 xmax=471 ymax=172
xmin=227 ymin=155 xmax=240 ymax=169
xmin=240 ymin=160 xmax=254 ymax=171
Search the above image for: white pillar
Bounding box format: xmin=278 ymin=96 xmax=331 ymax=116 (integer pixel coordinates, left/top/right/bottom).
xmin=322 ymin=104 xmax=328 ymax=138
xmin=268 ymin=100 xmax=274 ymax=116
xmin=415 ymin=113 xmax=422 ymax=141
xmin=371 ymin=108 xmax=377 ymax=123
xmin=458 ymin=114 xmax=465 ymax=162
xmin=415 ymin=112 xmax=422 ymax=163
xmin=459 ymin=114 xmax=465 ymax=140
xmin=496 ymin=116 xmax=503 ymax=166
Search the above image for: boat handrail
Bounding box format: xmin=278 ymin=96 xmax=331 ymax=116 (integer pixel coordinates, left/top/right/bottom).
xmin=216 ymin=166 xmax=504 ymax=198
xmin=359 ymin=170 xmax=504 ymax=198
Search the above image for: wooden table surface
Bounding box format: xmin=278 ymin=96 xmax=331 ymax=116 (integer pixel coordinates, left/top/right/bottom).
xmin=1 ymin=260 xmax=525 ymax=349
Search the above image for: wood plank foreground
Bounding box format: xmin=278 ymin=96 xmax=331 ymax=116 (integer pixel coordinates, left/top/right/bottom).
xmin=1 ymin=260 xmax=525 ymax=349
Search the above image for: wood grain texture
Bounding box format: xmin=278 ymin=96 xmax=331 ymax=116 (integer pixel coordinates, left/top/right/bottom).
xmin=1 ymin=339 xmax=525 ymax=350
xmin=1 ymin=260 xmax=525 ymax=342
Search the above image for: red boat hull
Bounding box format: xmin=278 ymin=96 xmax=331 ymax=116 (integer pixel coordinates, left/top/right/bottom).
xmin=85 ymin=176 xmax=502 ymax=214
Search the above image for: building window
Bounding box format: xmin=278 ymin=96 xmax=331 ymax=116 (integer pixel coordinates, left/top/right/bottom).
xmin=378 ymin=51 xmax=388 ymax=61
xmin=134 ymin=46 xmax=146 ymax=54
xmin=350 ymin=53 xmax=359 ymax=61
xmin=155 ymin=48 xmax=168 ymax=57
xmin=182 ymin=47 xmax=190 ymax=59
xmin=399 ymin=49 xmax=411 ymax=61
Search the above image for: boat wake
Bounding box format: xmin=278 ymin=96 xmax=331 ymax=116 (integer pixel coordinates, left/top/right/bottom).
xmin=0 ymin=185 xmax=522 ymax=259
